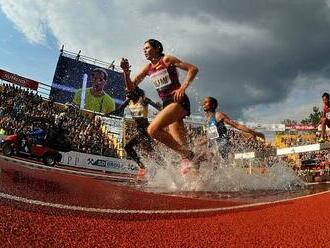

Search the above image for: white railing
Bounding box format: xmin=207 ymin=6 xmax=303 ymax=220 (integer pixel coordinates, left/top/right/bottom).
xmin=234 ymin=142 xmax=330 ymax=160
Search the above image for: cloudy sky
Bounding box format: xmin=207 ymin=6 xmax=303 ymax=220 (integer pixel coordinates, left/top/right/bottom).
xmin=0 ymin=0 xmax=329 ymax=123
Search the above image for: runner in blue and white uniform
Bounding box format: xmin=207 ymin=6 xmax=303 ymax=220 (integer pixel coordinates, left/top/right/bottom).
xmin=200 ymin=96 xmax=265 ymax=160
xmin=206 ymin=110 xmax=231 ymax=159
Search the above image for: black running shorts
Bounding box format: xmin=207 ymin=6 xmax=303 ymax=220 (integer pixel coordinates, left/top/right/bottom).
xmin=162 ymin=94 xmax=191 ymax=117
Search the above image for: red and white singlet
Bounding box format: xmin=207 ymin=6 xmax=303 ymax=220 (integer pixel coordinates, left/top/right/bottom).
xmin=147 ymin=58 xmax=181 ymax=100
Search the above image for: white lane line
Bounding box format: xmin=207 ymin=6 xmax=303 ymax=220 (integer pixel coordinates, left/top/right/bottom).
xmin=0 ymin=190 xmax=329 ymax=215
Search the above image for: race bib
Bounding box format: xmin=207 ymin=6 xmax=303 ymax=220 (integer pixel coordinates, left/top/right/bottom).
xmin=207 ymin=125 xmax=219 ymax=140
xmin=326 ymin=111 xmax=330 ymax=119
xmin=129 ymin=105 xmax=144 ymax=118
xmin=150 ymin=68 xmax=171 ymax=90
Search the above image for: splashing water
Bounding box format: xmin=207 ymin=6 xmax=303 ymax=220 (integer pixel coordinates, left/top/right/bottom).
xmin=137 ymin=85 xmax=304 ymax=193
xmin=142 ymin=151 xmax=304 ymax=193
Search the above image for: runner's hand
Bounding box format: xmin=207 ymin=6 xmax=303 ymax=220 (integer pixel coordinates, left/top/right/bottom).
xmin=155 ymin=102 xmax=162 ymax=110
xmin=173 ymin=86 xmax=185 ymax=102
xmin=256 ymin=132 xmax=265 ymax=142
xmin=120 ymin=58 xmax=131 ymax=72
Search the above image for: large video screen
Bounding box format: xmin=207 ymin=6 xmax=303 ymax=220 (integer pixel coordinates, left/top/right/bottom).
xmin=49 ymin=55 xmax=125 ymax=115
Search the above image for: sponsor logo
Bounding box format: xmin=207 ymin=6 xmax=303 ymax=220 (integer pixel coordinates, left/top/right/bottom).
xmin=87 ymin=157 xmax=137 ymax=171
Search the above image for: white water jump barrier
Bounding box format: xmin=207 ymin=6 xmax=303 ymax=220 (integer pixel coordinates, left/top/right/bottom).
xmin=234 ymin=142 xmax=330 ymax=175
xmin=234 ymin=142 xmax=330 ymax=160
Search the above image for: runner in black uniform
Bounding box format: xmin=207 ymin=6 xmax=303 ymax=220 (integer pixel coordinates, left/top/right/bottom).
xmin=109 ymin=87 xmax=161 ymax=177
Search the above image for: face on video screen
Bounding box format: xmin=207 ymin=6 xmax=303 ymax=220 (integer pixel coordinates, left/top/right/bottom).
xmin=49 ymin=55 xmax=125 ymax=115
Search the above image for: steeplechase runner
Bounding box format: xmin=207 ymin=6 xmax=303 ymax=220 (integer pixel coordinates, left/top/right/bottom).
xmin=109 ymin=87 xmax=161 ymax=177
xmin=194 ymin=97 xmax=265 ymax=170
xmin=318 ymin=92 xmax=330 ymax=143
xmin=120 ymin=39 xmax=198 ymax=174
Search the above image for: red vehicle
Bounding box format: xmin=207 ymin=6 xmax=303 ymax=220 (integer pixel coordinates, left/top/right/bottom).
xmin=2 ymin=131 xmax=62 ymax=166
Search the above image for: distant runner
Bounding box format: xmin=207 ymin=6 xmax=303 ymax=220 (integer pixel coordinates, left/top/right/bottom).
xmin=109 ymin=87 xmax=161 ymax=177
xmin=318 ymin=92 xmax=330 ymax=143
xmin=197 ymin=97 xmax=265 ymax=164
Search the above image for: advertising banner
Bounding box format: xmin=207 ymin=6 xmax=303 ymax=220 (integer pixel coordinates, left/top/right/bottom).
xmin=285 ymin=125 xmax=317 ymax=131
xmin=0 ymin=69 xmax=39 ymax=90
xmin=276 ymin=143 xmax=321 ymax=155
xmin=60 ymin=151 xmax=138 ymax=174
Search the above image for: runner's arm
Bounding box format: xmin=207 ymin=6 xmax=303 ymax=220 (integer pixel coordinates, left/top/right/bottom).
xmin=220 ymin=112 xmax=265 ymax=140
xmin=163 ymin=55 xmax=198 ymax=101
xmin=120 ymin=58 xmax=149 ymax=91
xmin=145 ymin=97 xmax=162 ymax=111
xmin=164 ymin=55 xmax=199 ymax=91
xmin=320 ymin=110 xmax=326 ymax=118
xmin=316 ymin=113 xmax=323 ymax=127
xmin=106 ymin=99 xmax=129 ymax=116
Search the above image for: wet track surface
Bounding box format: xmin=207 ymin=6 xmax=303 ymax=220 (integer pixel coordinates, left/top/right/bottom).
xmin=164 ymin=183 xmax=330 ymax=203
xmin=1 ymin=155 xmax=330 ymax=247
xmin=1 ymin=155 xmax=329 ymax=214
xmin=0 ymin=156 xmax=243 ymax=214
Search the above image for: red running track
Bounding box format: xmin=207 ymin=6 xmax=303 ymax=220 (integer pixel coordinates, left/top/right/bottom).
xmin=1 ymin=156 xmax=330 ymax=247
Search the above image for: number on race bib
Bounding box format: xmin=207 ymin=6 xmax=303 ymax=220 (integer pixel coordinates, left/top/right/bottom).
xmin=207 ymin=125 xmax=219 ymax=140
xmin=150 ymin=69 xmax=171 ymax=90
xmin=130 ymin=106 xmax=144 ymax=118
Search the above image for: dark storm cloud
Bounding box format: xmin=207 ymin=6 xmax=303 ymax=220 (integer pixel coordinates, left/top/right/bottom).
xmin=141 ymin=0 xmax=330 ymax=118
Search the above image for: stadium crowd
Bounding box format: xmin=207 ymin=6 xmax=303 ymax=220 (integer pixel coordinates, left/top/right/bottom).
xmin=0 ymin=84 xmax=120 ymax=157
xmin=279 ymin=134 xmax=317 ymax=147
xmin=276 ymin=133 xmax=329 ymax=169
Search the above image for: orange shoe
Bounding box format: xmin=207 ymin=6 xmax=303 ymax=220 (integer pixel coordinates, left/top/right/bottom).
xmin=137 ymin=168 xmax=145 ymax=178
